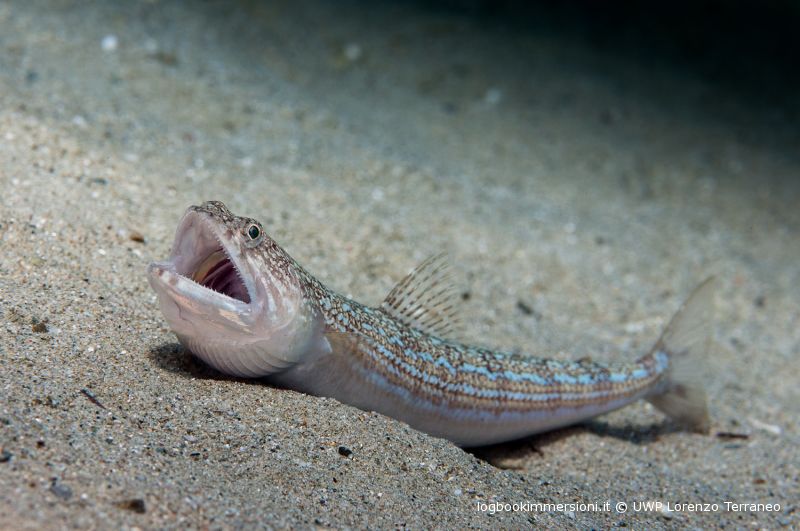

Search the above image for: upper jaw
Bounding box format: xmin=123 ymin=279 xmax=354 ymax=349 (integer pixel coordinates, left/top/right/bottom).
xmin=147 ymin=209 xmax=259 ymax=315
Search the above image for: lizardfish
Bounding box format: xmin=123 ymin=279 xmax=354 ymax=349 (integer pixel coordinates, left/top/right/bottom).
xmin=148 ymin=201 xmax=712 ymax=446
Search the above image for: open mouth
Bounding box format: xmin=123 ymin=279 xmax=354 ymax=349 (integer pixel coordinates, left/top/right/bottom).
xmin=152 ymin=210 xmax=254 ymax=305
xmin=191 ymin=248 xmax=251 ymax=304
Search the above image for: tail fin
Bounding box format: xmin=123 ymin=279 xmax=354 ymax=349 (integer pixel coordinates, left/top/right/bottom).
xmin=646 ymin=278 xmax=715 ymax=433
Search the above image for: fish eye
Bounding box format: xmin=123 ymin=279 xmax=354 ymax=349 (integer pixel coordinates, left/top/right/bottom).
xmin=247 ymin=224 xmax=261 ymax=240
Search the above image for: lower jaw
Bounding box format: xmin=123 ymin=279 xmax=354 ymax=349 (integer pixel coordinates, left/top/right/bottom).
xmin=150 ymin=266 xmax=252 ymax=318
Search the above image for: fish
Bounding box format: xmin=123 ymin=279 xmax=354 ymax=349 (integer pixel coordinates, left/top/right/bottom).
xmin=148 ymin=201 xmax=712 ymax=446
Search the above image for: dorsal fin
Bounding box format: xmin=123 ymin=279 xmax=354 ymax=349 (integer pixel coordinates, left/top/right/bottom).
xmin=380 ymin=253 xmax=462 ymax=339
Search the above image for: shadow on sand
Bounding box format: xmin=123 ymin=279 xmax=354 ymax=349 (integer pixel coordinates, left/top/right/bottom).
xmin=467 ymin=419 xmax=682 ymax=469
xmin=147 ymin=342 xmax=234 ymax=381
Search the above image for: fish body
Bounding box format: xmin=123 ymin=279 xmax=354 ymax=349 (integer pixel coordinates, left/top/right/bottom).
xmin=148 ymin=201 xmax=711 ymax=446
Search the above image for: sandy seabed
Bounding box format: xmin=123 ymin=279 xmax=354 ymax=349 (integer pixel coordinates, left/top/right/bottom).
xmin=0 ymin=1 xmax=797 ymax=529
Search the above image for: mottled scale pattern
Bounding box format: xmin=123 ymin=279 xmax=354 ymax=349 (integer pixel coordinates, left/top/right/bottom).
xmin=299 ymin=270 xmax=667 ymax=415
